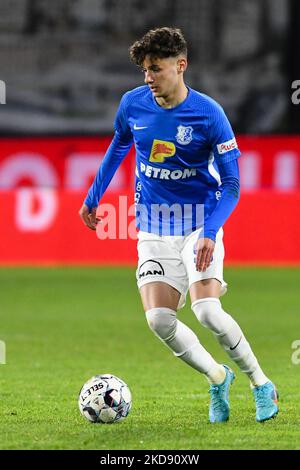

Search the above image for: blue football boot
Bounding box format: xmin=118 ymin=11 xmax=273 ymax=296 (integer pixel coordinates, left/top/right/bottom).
xmin=209 ymin=365 xmax=235 ymax=423
xmin=253 ymin=381 xmax=279 ymax=422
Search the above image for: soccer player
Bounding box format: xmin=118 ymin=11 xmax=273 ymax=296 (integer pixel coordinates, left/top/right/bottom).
xmin=79 ymin=27 xmax=278 ymax=423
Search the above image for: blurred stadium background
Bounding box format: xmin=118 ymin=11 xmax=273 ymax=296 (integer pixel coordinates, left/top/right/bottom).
xmin=1 ymin=0 xmax=300 ymax=450
xmin=1 ymin=0 xmax=300 ymax=134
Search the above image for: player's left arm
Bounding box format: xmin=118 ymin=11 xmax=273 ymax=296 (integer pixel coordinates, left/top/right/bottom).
xmin=195 ymin=102 xmax=241 ymax=272
xmin=195 ymin=159 xmax=240 ymax=271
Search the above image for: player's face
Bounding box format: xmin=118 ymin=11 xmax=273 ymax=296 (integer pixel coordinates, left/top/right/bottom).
xmin=142 ymin=55 xmax=186 ymax=99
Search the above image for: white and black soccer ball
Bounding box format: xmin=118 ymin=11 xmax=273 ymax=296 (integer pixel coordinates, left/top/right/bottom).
xmin=78 ymin=374 xmax=132 ymax=424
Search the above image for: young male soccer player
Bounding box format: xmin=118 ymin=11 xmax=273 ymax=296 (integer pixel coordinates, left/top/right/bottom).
xmin=79 ymin=27 xmax=278 ymax=422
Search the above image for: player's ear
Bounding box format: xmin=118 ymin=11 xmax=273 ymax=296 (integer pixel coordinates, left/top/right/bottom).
xmin=177 ymin=57 xmax=187 ymax=73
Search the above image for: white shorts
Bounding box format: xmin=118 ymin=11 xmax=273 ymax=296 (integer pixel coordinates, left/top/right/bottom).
xmin=136 ymin=228 xmax=227 ymax=309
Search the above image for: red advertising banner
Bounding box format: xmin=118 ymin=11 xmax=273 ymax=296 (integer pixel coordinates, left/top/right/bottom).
xmin=224 ymin=191 xmax=300 ymax=265
xmin=0 ymin=135 xmax=300 ymax=190
xmin=238 ymin=135 xmax=300 ymax=190
xmin=0 ymin=136 xmax=135 ymax=190
xmin=1 ymin=189 xmax=299 ymax=265
xmin=0 ymin=190 xmax=137 ymax=265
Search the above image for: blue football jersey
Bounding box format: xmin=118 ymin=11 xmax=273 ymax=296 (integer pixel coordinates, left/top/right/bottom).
xmin=114 ymin=85 xmax=241 ymax=235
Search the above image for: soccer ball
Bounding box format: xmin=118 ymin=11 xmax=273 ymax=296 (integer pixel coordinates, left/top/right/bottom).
xmin=78 ymin=374 xmax=132 ymax=424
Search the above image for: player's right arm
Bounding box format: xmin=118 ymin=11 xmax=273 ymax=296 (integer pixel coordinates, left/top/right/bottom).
xmin=79 ymin=94 xmax=133 ymax=230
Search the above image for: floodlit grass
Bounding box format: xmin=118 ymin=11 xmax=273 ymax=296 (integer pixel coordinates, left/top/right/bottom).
xmin=0 ymin=266 xmax=299 ymax=449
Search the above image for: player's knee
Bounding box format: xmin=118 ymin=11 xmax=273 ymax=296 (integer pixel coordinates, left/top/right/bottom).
xmin=145 ymin=307 xmax=177 ymax=341
xmin=191 ymin=297 xmax=229 ymax=333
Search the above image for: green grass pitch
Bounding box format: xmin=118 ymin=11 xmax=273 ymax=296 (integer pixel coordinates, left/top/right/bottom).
xmin=0 ymin=266 xmax=300 ymax=450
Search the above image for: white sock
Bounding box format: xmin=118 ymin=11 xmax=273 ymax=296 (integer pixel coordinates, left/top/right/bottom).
xmin=192 ymin=298 xmax=269 ymax=386
xmin=146 ymin=307 xmax=225 ymax=384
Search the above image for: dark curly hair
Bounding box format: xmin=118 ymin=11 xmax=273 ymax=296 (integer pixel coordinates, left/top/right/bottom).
xmin=129 ymin=27 xmax=187 ymax=67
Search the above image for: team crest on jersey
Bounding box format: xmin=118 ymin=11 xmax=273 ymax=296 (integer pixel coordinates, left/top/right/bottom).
xmin=176 ymin=125 xmax=193 ymax=145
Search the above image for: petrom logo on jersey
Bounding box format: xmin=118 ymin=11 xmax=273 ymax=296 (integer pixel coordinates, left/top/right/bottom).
xmin=149 ymin=140 xmax=176 ymax=163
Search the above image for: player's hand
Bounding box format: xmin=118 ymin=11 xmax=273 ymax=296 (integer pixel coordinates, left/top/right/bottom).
xmin=194 ymin=237 xmax=215 ymax=272
xmin=78 ymin=204 xmax=98 ymax=230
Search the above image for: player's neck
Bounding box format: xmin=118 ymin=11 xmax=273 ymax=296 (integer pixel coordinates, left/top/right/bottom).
xmin=155 ymin=83 xmax=188 ymax=109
